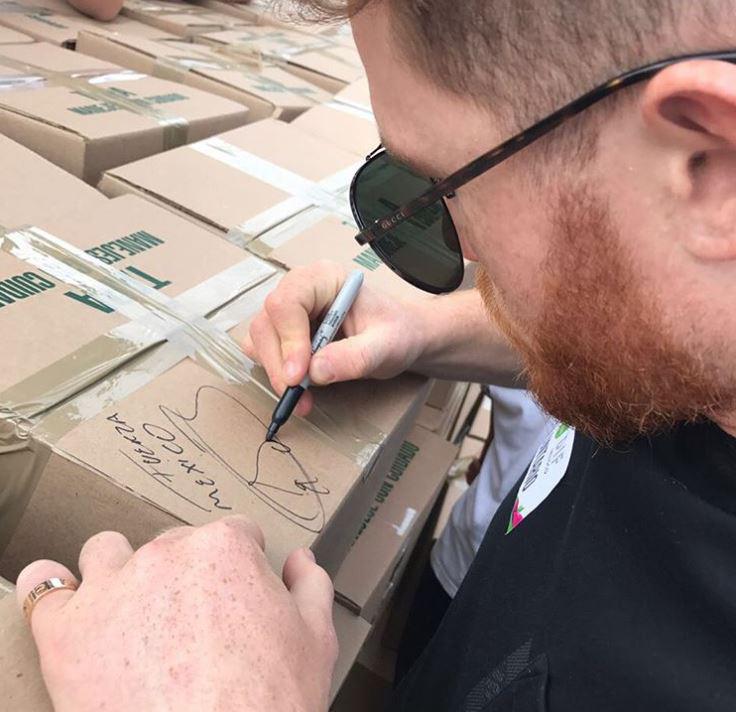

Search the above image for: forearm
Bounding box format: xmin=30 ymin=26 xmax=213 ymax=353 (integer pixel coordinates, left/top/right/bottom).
xmin=66 ymin=0 xmax=122 ymax=20
xmin=413 ymin=289 xmax=524 ymax=387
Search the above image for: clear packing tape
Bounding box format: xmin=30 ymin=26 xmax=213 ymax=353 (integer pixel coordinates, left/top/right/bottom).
xmin=149 ymin=49 xmax=325 ymax=106
xmin=0 ymin=223 xmax=384 ymax=550
xmin=0 ymin=52 xmax=189 ymax=151
xmin=208 ymin=30 xmax=362 ymax=75
xmin=183 ymin=135 xmax=359 ymax=246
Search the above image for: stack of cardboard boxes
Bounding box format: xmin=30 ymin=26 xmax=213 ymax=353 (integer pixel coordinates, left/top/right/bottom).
xmin=0 ymin=1 xmax=474 ymax=703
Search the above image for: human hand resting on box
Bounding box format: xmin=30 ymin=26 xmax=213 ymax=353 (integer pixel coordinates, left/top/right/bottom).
xmin=16 ymin=516 xmax=337 ymax=712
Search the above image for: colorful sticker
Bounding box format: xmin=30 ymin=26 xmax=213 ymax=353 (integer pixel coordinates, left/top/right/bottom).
xmin=506 ymin=422 xmax=575 ymax=534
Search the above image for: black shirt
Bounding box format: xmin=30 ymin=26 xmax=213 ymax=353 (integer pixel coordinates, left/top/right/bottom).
xmin=389 ymin=420 xmax=736 ymax=711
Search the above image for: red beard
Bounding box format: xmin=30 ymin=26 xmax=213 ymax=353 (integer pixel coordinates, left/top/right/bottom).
xmin=476 ymin=185 xmax=734 ymax=445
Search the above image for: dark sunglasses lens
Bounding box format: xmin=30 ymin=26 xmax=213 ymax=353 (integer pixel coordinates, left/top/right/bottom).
xmin=351 ymin=153 xmax=464 ymax=294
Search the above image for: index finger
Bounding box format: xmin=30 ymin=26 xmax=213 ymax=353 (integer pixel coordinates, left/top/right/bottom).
xmin=264 ymin=262 xmax=347 ymax=386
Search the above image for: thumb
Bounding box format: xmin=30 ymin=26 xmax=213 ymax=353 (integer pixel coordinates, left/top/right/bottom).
xmin=282 ymin=548 xmax=334 ymax=636
xmin=309 ymin=332 xmax=381 ymax=385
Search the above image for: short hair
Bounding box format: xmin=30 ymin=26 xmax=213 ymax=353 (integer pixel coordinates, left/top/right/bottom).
xmin=283 ymin=0 xmax=730 ymax=133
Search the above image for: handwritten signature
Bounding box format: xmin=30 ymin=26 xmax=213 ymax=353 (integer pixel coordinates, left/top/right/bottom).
xmin=107 ymin=385 xmax=329 ymax=533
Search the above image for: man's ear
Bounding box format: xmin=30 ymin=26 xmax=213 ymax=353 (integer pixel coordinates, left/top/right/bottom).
xmin=641 ymin=59 xmax=736 ymax=262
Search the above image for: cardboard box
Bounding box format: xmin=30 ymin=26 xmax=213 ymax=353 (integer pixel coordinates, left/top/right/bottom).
xmin=426 ymin=380 xmax=460 ymax=410
xmin=0 ymin=42 xmax=249 ymax=183
xmin=121 ymin=0 xmax=251 ymax=37
xmin=99 ymin=119 xmax=362 ymax=244
xmin=334 ymin=426 xmax=457 ymax=623
xmin=198 ymin=25 xmax=364 ymax=92
xmin=250 ymin=210 xmax=422 ymax=301
xmin=0 ymin=0 xmax=174 ymax=47
xmin=332 ymin=77 xmax=371 ymax=113
xmin=0 ymin=193 xmax=272 ymax=398
xmin=449 ymin=383 xmax=483 ymax=443
xmin=0 ymin=192 xmax=281 ymax=573
xmin=76 ymin=30 xmax=330 ymax=120
xmin=331 ymin=603 xmax=372 ymax=703
xmin=291 ymin=101 xmax=378 ymax=157
xmin=0 ymin=25 xmax=32 ymax=43
xmin=0 ymin=587 xmax=367 ymax=710
xmin=0 ymin=595 xmax=53 ymax=711
xmin=2 ymin=319 xmax=428 ymax=583
xmin=0 ymin=132 xmax=107 ymax=228
xmin=0 ymin=200 xmax=428 ymax=577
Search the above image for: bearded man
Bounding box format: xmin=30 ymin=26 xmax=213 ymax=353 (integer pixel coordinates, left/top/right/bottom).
xmin=16 ymin=1 xmax=736 ymax=710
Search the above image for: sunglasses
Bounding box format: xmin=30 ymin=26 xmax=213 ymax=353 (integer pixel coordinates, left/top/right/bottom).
xmin=348 ymin=49 xmax=736 ymax=294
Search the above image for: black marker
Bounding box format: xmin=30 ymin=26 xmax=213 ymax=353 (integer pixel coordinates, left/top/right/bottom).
xmin=266 ymin=270 xmax=365 ymax=442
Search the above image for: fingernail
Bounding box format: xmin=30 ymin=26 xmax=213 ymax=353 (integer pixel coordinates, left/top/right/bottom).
xmin=303 ymin=548 xmax=316 ymax=562
xmin=284 ymin=359 xmax=299 ymax=383
xmin=312 ymin=357 xmax=334 ymax=384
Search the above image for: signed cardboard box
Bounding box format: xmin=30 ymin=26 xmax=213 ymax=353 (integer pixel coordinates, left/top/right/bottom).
xmin=0 ymin=589 xmax=369 ymax=710
xmin=0 ymin=193 xmax=277 ymax=561
xmin=197 ymin=25 xmax=364 ymax=92
xmin=0 ymin=42 xmax=248 ymax=183
xmin=99 ymin=118 xmax=361 ymax=244
xmin=0 ymin=195 xmax=428 ymax=578
xmin=1 ymin=309 xmax=428 ymax=582
xmin=76 ymin=30 xmax=330 ymax=120
xmin=0 ymin=1 xmax=174 ymax=47
xmin=334 ymin=425 xmax=457 ymax=623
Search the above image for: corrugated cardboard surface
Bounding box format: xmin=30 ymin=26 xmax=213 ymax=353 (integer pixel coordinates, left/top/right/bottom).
xmin=99 ymin=119 xmax=360 ymax=236
xmin=291 ymin=103 xmax=378 ymax=156
xmin=0 ymin=25 xmax=32 ymax=43
xmin=334 ymin=426 xmax=457 ymax=622
xmin=0 ymin=42 xmax=249 ymax=182
xmin=0 ymin=586 xmax=367 ymax=710
xmin=76 ymin=31 xmax=330 ymax=120
xmin=0 ymin=595 xmax=53 ymax=712
xmin=0 ymin=132 xmax=106 ymax=227
xmin=333 ymin=77 xmax=371 ymax=111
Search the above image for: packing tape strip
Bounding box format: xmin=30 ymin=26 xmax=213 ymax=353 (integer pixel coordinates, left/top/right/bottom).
xmin=212 ymin=29 xmax=362 ymax=72
xmin=151 ymin=52 xmax=325 ymax=106
xmin=244 ymin=207 xmax=341 ymax=261
xmin=325 ymin=98 xmax=374 ymax=121
xmin=0 ymin=226 xmax=384 ymax=465
xmin=0 ymin=53 xmax=189 ymax=150
xmin=187 ymin=136 xmax=358 ymax=244
xmin=124 ymin=0 xmax=223 ymax=16
xmin=0 ymin=243 xmax=274 ymax=553
xmin=0 ymin=0 xmax=56 ymax=13
xmin=0 ymin=255 xmax=276 ymax=422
